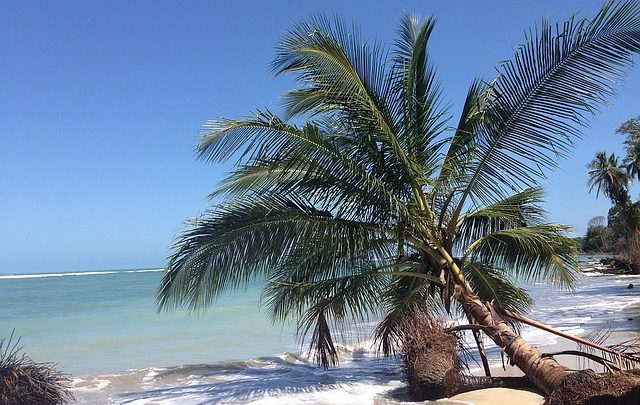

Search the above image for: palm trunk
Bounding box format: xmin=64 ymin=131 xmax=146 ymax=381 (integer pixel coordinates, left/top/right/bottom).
xmin=463 ymin=293 xmax=570 ymax=395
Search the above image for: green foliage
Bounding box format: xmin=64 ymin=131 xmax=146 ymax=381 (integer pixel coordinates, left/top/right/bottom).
xmin=586 ymin=117 xmax=640 ymax=258
xmin=618 ymin=116 xmax=640 ymax=179
xmin=587 ymin=152 xmax=631 ymax=206
xmin=581 ymin=224 xmax=615 ymax=253
xmin=160 ymin=1 xmax=640 ymax=367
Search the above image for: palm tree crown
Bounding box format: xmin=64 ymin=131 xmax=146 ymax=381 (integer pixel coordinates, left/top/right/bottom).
xmin=587 ymin=151 xmax=631 ymax=205
xmin=158 ymin=0 xmax=640 ymax=375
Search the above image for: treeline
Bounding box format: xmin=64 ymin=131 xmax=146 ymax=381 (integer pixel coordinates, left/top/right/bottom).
xmin=577 ymin=210 xmax=639 ymax=253
xmin=578 ymin=116 xmax=640 ymax=261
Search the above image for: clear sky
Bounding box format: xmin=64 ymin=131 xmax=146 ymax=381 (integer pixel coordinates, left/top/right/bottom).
xmin=1 ymin=0 xmax=638 ymax=274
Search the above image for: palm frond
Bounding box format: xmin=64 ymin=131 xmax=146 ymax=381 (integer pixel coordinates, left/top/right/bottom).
xmin=200 ymin=114 xmax=414 ymax=224
xmin=373 ymin=265 xmax=443 ymax=356
xmin=269 ymin=260 xmax=392 ymax=368
xmin=262 ymin=259 xmax=390 ymax=325
xmin=157 ymin=195 xmax=383 ymax=311
xmin=454 ymin=187 xmax=547 ymax=251
xmin=435 ymin=79 xmax=491 ymax=227
xmin=273 ymin=15 xmax=428 ymax=210
xmin=198 ymin=110 xmax=297 ymax=164
xmin=450 ymin=0 xmax=640 ymax=211
xmin=392 ymin=14 xmax=449 ymax=177
xmin=373 ymin=308 xmax=406 ymax=357
xmin=302 ymin=306 xmax=339 ymax=368
xmin=463 ymin=262 xmax=533 ymax=314
xmin=542 ymin=326 xmax=640 ymax=371
xmin=463 ymin=225 xmax=579 ymax=287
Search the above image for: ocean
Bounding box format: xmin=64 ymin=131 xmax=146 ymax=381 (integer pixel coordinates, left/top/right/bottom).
xmin=0 ymin=258 xmax=638 ymax=404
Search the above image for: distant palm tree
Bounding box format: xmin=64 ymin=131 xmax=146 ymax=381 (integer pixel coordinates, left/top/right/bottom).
xmin=588 ymin=149 xmax=640 ymax=259
xmin=619 ymin=116 xmax=640 ymax=179
xmin=159 ymin=1 xmax=640 ymax=396
xmin=587 ymin=151 xmax=630 ymax=206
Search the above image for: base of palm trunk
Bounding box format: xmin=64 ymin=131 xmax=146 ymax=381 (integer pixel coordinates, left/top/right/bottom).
xmin=399 ymin=310 xmax=460 ymax=400
xmin=0 ymin=334 xmax=71 ymax=405
xmin=399 ymin=309 xmax=536 ymax=400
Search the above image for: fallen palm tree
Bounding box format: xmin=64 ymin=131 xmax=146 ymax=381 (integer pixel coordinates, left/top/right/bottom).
xmin=0 ymin=332 xmax=71 ymax=405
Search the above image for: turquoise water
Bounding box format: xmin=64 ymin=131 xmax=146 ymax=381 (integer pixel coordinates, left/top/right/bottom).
xmin=0 ymin=269 xmax=297 ymax=376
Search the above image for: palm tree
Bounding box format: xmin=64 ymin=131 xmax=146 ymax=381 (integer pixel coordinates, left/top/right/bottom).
xmin=158 ymin=1 xmax=640 ymax=396
xmin=619 ymin=116 xmax=640 ymax=178
xmin=587 ymin=151 xmax=630 ymax=206
xmin=588 ymin=151 xmax=640 ymax=259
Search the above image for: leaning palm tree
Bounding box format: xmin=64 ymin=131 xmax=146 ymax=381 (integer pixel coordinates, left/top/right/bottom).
xmin=159 ymin=0 xmax=640 ymax=397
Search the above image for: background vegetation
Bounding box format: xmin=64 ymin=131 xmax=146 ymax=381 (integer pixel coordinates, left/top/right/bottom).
xmin=582 ymin=116 xmax=640 ymax=263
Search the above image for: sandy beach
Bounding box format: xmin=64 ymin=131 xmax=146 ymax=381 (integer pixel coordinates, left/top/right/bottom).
xmin=449 ymin=388 xmax=544 ymax=405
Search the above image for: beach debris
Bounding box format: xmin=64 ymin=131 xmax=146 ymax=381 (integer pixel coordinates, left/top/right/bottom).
xmin=0 ymin=331 xmax=71 ymax=405
xmin=544 ymin=369 xmax=640 ymax=405
xmin=586 ymin=257 xmax=640 ymax=275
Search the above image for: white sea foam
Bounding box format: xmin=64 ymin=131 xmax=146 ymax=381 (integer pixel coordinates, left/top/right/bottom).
xmin=70 ymin=377 xmax=112 ymax=392
xmin=0 ymin=268 xmax=163 ymax=279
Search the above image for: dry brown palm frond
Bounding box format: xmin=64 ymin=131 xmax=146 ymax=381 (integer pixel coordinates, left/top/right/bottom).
xmin=578 ymin=327 xmax=640 ymax=371
xmin=0 ymin=331 xmax=72 ymax=405
xmin=539 ymin=326 xmax=640 ymax=373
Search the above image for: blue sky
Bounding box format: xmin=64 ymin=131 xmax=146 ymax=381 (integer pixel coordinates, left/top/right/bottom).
xmin=1 ymin=0 xmax=638 ymax=274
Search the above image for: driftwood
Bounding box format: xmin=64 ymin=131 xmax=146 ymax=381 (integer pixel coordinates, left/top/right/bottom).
xmin=582 ymin=257 xmax=640 ymax=275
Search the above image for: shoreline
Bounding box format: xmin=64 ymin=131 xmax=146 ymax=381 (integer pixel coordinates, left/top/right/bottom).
xmin=60 ymin=269 xmax=640 ymax=403
xmin=68 ymin=315 xmax=640 ymax=404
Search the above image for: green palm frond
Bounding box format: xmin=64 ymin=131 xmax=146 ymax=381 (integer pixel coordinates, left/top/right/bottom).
xmin=373 ymin=309 xmax=405 ymax=357
xmin=199 ymin=113 xmax=412 ymax=223
xmin=463 ymin=262 xmax=533 ymax=314
xmin=302 ymin=304 xmax=338 ymax=368
xmin=158 ymin=195 xmax=383 ymax=311
xmin=263 ymin=265 xmax=388 ymax=325
xmin=372 ymin=264 xmax=443 ymax=356
xmin=435 ymin=79 xmax=490 ymax=226
xmin=454 ymin=187 xmax=547 ymax=250
xmin=464 ymin=225 xmax=579 ymax=287
xmin=273 ymin=15 xmax=389 ymax=120
xmin=392 ymin=14 xmax=449 ymax=177
xmin=198 ymin=110 xmax=296 ymax=164
xmin=449 ymin=1 xmax=640 ymax=211
xmin=265 ymin=260 xmax=391 ymax=368
xmin=273 ymin=15 xmax=428 ymax=210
